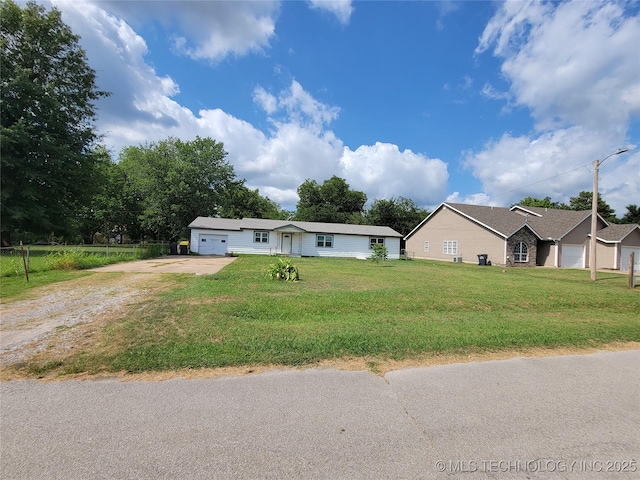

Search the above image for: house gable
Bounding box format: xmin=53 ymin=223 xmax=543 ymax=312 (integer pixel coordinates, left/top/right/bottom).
xmin=595 ymin=224 xmax=640 ymax=244
xmin=509 ymin=205 xmax=601 ymax=240
xmin=404 ymin=204 xmax=508 ymax=264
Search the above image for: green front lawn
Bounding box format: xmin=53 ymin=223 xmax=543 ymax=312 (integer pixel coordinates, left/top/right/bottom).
xmin=31 ymin=256 xmax=639 ymax=376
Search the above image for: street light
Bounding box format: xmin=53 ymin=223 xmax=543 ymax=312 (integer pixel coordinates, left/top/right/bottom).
xmin=590 ymin=148 xmax=629 ymax=281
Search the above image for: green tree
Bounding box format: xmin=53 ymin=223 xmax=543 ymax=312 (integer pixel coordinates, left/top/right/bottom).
xmin=516 ymin=196 xmax=569 ymax=210
xmin=294 ymin=176 xmax=367 ymax=223
xmin=77 ymin=146 xmax=144 ymax=243
xmin=569 ymin=191 xmax=616 ymax=222
xmin=118 ymin=137 xmax=236 ymax=241
xmin=370 ymin=243 xmax=388 ymax=264
xmin=620 ymin=205 xmax=640 ymax=225
xmin=365 ymin=197 xmax=429 ymax=236
xmin=1 ymin=0 xmax=109 ymax=243
xmin=219 ymin=183 xmax=288 ymax=220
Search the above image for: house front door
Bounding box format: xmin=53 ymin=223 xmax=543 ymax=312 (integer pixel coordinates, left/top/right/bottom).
xmin=282 ymin=234 xmax=292 ymax=254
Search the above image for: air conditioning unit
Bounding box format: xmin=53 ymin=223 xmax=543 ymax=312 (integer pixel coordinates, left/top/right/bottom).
xmin=453 ymin=257 xmax=463 ymax=263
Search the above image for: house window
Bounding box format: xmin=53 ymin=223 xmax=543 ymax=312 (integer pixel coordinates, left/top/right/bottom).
xmin=317 ymin=235 xmax=333 ymax=248
xmin=370 ymin=237 xmax=384 ymax=249
xmin=424 ymin=241 xmax=429 ymax=252
xmin=514 ymin=242 xmax=528 ymax=262
xmin=254 ymin=231 xmax=269 ymax=243
xmin=443 ymin=240 xmax=458 ymax=255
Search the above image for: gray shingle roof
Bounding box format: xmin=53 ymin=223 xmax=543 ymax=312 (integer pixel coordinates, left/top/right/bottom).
xmin=188 ymin=217 xmax=403 ymax=237
xmin=446 ymin=203 xmax=535 ymax=238
xmin=512 ymin=205 xmax=593 ymax=239
xmin=595 ymin=224 xmax=640 ymax=242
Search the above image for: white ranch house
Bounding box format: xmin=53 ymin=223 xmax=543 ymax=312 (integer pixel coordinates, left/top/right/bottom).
xmin=188 ymin=217 xmax=403 ymax=259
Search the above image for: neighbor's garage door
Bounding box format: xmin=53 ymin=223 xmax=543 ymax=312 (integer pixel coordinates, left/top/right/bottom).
xmin=199 ymin=234 xmax=228 ymax=255
xmin=562 ymin=245 xmax=585 ymax=269
xmin=621 ymin=247 xmax=640 ymax=271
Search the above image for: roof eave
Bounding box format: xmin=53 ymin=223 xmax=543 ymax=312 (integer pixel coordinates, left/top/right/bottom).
xmin=509 ymin=205 xmax=543 ymax=217
xmin=510 ymin=224 xmax=543 ymax=240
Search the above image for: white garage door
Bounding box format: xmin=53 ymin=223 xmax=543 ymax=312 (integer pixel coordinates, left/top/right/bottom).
xmin=199 ymin=234 xmax=228 ymax=255
xmin=562 ymin=245 xmax=585 ymax=269
xmin=620 ymin=247 xmax=640 ymax=271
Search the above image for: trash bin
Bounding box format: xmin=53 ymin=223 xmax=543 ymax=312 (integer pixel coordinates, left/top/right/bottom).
xmin=170 ymin=242 xmax=178 ymax=255
xmin=477 ymin=254 xmax=488 ymax=266
xmin=179 ymin=241 xmax=189 ymax=255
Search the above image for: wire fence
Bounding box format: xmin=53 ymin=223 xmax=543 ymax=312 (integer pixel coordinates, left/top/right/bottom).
xmin=1 ymin=243 xmax=145 ymax=255
xmin=0 ymin=243 xmax=169 ymax=279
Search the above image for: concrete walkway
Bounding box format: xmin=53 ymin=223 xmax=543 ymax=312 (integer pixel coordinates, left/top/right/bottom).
xmin=1 ymin=350 xmax=638 ymax=479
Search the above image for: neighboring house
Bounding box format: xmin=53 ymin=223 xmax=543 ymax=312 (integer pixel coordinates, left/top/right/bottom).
xmin=404 ymin=202 xmax=639 ymax=270
xmin=594 ymin=224 xmax=640 ymax=271
xmin=188 ymin=217 xmax=403 ymax=259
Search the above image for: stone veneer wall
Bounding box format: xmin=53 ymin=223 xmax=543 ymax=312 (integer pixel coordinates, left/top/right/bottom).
xmin=506 ymin=228 xmax=537 ymax=267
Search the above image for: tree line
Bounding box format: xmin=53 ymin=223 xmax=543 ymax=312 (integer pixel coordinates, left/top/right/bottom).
xmin=515 ymin=195 xmax=639 ymax=225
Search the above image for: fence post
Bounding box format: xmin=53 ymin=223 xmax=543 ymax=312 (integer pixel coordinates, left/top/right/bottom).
xmin=20 ymin=241 xmax=29 ymax=282
xmin=629 ymin=252 xmax=635 ymax=289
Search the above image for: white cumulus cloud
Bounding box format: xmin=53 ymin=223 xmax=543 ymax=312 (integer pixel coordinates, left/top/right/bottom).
xmin=340 ymin=143 xmax=449 ymax=207
xmin=471 ymin=0 xmax=639 ymax=213
xmin=308 ymin=0 xmax=354 ymax=25
xmin=88 ymin=0 xmax=281 ymax=63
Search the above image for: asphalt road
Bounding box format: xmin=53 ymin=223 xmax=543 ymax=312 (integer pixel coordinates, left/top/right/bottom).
xmin=1 ymin=350 xmax=638 ymax=479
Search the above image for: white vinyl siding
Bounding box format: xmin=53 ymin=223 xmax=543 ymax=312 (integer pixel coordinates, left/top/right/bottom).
xmin=302 ymin=234 xmax=400 ymax=259
xmin=443 ymin=240 xmax=458 ymax=255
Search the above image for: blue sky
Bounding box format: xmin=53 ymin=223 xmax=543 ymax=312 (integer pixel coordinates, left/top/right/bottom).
xmin=49 ymin=0 xmax=639 ymax=214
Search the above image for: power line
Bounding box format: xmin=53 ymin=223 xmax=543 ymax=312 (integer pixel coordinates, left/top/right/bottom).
xmin=488 ymin=162 xmax=591 ymax=200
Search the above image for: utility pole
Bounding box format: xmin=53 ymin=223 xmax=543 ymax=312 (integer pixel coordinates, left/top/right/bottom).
xmin=590 ymin=148 xmax=629 ymax=281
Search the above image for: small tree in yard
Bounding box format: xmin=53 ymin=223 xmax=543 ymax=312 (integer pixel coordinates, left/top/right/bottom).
xmin=370 ymin=243 xmax=388 ymax=264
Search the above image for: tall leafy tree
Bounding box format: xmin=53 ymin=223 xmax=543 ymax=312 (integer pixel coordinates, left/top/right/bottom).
xmin=294 ymin=176 xmax=367 ymax=223
xmin=1 ymin=0 xmax=109 ymax=242
xmin=516 ymin=196 xmax=569 ymax=210
xmin=365 ymin=197 xmax=429 ymax=237
xmin=77 ymin=146 xmax=143 ymax=243
xmin=620 ymin=205 xmax=640 ymax=225
xmin=118 ymin=137 xmax=236 ymax=241
xmin=219 ymin=183 xmax=288 ymax=220
xmin=569 ymin=191 xmax=616 ymax=222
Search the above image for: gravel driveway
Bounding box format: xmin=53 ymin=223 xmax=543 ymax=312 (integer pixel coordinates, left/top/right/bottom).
xmin=0 ymin=256 xmax=235 ymax=368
